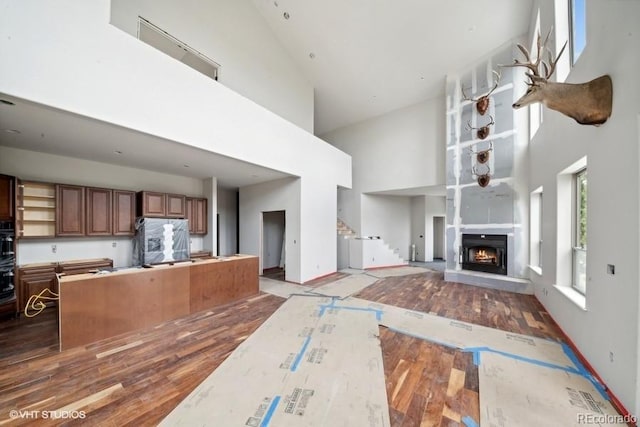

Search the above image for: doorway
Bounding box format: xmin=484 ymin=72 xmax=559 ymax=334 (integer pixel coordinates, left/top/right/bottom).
xmin=433 ymin=216 xmax=445 ymax=260
xmin=262 ymin=211 xmax=285 ymax=279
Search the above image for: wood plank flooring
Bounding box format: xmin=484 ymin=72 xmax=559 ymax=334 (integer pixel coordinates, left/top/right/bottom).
xmin=0 ymin=269 xmax=578 ymax=426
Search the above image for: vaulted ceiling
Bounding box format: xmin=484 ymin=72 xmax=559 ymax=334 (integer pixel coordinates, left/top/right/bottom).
xmin=251 ymin=0 xmax=533 ymax=135
xmin=0 ymin=1 xmax=534 ymax=187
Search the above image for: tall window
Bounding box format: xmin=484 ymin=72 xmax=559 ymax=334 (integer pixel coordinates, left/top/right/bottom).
xmin=570 ymin=0 xmax=587 ymax=64
xmin=572 ymin=168 xmax=587 ymax=293
xmin=530 ymin=187 xmax=543 ymax=270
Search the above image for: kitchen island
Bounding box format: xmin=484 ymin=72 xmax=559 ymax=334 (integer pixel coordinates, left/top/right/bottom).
xmin=58 ymin=255 xmax=258 ymax=350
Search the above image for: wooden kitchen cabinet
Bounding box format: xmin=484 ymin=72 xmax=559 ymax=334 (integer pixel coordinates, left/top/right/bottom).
xmin=113 ymin=190 xmax=136 ymax=236
xmin=18 ymin=258 xmax=114 ymax=312
xmin=56 ymin=184 xmax=85 ymax=236
xmin=0 ymin=174 xmax=14 ymax=221
xmin=86 ymin=187 xmax=112 ymax=236
xmin=166 ymin=194 xmax=186 ymax=218
xmin=186 ymin=197 xmax=207 ymax=235
xmin=58 ymin=258 xmax=113 ymax=276
xmin=136 ymin=191 xmax=166 ymax=217
xmin=18 ymin=263 xmax=58 ymax=311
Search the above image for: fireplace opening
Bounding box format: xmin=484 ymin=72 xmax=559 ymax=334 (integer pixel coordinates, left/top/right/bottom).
xmin=461 ymin=234 xmax=507 ymax=275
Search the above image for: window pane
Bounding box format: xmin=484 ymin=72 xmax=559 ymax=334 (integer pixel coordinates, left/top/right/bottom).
xmin=573 ymin=248 xmax=587 ymax=293
xmin=571 ymin=0 xmax=587 ymax=63
xmin=577 ymin=170 xmax=587 ymax=249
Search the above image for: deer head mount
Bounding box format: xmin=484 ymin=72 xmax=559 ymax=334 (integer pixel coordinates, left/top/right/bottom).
xmin=472 ymin=163 xmax=492 ymax=188
xmin=468 ymin=142 xmax=493 ymax=164
xmin=462 ymin=70 xmax=501 ymax=115
xmin=502 ymin=29 xmax=613 ymax=126
xmin=466 ymin=116 xmax=495 ymax=140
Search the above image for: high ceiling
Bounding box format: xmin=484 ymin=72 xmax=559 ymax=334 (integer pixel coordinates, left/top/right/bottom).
xmin=0 ymin=1 xmax=533 ymax=188
xmin=252 ymin=0 xmax=533 ymax=135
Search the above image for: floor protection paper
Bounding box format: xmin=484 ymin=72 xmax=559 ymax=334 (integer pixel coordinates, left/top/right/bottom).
xmin=478 ymin=352 xmax=621 ymax=427
xmin=160 ymin=295 xmax=390 ymax=427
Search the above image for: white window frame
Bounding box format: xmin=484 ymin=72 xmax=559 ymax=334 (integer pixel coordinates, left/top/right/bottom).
xmin=572 ymin=168 xmax=587 ymax=294
xmin=569 ymin=0 xmax=587 ymax=65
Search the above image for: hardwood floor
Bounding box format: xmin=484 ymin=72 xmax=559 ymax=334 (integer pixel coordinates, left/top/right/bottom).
xmin=0 ymin=270 xmax=580 ymax=426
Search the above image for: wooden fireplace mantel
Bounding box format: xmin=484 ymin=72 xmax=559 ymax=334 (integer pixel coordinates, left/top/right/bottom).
xmin=58 ymin=255 xmax=258 ymax=350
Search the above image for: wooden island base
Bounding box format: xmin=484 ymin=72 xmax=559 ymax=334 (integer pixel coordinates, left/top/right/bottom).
xmin=58 ymin=255 xmax=258 ymax=350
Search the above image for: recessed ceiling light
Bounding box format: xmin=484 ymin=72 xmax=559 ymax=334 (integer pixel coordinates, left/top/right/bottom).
xmin=114 ymin=150 xmax=123 ymax=154
xmin=283 ymin=12 xmax=290 ymax=19
xmin=3 ymin=129 xmax=20 ymax=134
xmin=0 ymin=99 xmax=15 ymax=106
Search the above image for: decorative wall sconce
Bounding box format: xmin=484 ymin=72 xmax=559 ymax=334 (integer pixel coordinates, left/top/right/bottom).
xmin=466 ymin=116 xmax=495 ymax=140
xmin=462 ymin=70 xmax=501 ymax=115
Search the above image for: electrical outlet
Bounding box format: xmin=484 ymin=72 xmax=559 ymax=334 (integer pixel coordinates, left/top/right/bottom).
xmin=609 ymin=351 xmax=614 ymax=362
xmin=112 ymin=242 xmax=117 ymax=248
xmin=51 ymin=244 xmax=57 ymax=254
xmin=607 ymin=264 xmax=615 ymax=275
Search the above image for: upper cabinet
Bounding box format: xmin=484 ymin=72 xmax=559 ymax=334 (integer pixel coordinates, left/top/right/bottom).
xmin=56 ymin=184 xmax=85 ymax=236
xmin=113 ymin=190 xmax=136 ymax=236
xmin=166 ymin=194 xmax=186 ymax=218
xmin=0 ymin=174 xmax=14 ymax=221
xmin=186 ymin=197 xmax=207 ymax=235
xmin=17 ymin=181 xmax=56 ymax=238
xmin=86 ymin=187 xmax=112 ymax=236
xmin=136 ymin=191 xmax=166 ymax=217
xmin=137 ymin=191 xmax=187 ymax=219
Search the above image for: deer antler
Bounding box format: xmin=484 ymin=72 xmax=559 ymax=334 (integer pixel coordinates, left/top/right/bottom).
xmin=502 ymin=28 xmax=566 ymax=81
xmin=461 ymin=70 xmax=501 ymax=101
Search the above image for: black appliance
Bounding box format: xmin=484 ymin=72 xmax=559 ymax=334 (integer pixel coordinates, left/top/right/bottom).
xmin=0 ymin=221 xmax=16 ymax=304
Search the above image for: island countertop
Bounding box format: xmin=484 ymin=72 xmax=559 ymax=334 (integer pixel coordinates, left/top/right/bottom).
xmin=58 ymin=255 xmax=259 ymax=350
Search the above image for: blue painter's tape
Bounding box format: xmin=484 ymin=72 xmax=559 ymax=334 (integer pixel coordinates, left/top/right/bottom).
xmin=464 ymin=346 xmax=582 ymax=375
xmin=464 ymin=345 xmax=610 ymax=400
xmin=560 ymin=342 xmax=609 ymax=400
xmin=291 ymin=336 xmax=312 ymax=372
xmin=317 ymin=302 xmax=384 ymax=321
xmin=462 ymin=415 xmax=479 ymax=427
xmin=260 ymin=395 xmax=281 ymax=427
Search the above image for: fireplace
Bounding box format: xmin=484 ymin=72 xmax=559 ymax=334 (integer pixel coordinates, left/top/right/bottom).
xmin=461 ymin=234 xmax=507 ymax=275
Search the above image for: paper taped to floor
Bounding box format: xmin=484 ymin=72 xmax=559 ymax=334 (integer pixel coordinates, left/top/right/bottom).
xmin=160 ymin=295 xmax=390 ymax=426
xmin=478 ymin=351 xmax=621 ymax=427
xmin=310 ymin=273 xmax=378 ymax=299
xmin=344 ymin=297 xmax=573 ymax=368
xmin=259 ymin=277 xmax=312 ymax=298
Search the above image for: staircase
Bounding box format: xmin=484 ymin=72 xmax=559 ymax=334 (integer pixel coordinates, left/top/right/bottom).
xmin=337 ymin=218 xmax=357 ymax=239
xmin=337 ymin=218 xmax=406 ymax=269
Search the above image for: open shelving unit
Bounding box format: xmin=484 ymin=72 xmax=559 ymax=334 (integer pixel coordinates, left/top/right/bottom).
xmin=18 ymin=182 xmax=56 ymax=238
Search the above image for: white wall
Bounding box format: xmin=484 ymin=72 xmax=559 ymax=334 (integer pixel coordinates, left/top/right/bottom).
xmin=110 ymin=0 xmax=314 ymax=133
xmin=410 ymin=197 xmax=427 ymax=261
xmin=323 ymin=98 xmax=445 ymax=265
xmin=528 ymin=0 xmax=640 ymax=416
xmin=323 ymin=98 xmax=445 ymax=194
xmin=361 ymin=195 xmax=411 ymax=260
xmin=0 ymin=0 xmax=351 ymax=284
xmin=239 ymin=177 xmax=300 ymax=281
xmin=0 ymin=146 xmax=207 ymax=267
